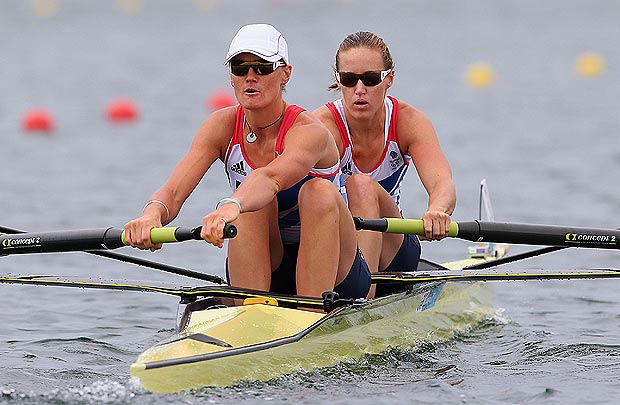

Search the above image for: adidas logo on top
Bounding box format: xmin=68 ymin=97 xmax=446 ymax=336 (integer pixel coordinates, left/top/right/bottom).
xmin=341 ymin=161 xmax=352 ymax=176
xmin=230 ymin=161 xmax=247 ymax=176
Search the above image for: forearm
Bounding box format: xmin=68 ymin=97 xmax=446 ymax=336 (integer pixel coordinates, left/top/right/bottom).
xmin=126 ymin=187 xmax=184 ymax=251
xmin=229 ymin=168 xmax=281 ymax=213
xmin=427 ymin=179 xmax=456 ymax=215
xmin=142 ymin=182 xmax=196 ymax=225
xmin=202 ymin=169 xmax=282 ymax=248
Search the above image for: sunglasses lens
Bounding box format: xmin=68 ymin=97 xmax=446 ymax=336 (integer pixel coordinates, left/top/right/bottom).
xmin=230 ymin=62 xmax=279 ymax=76
xmin=338 ymin=72 xmax=383 ymax=87
xmin=255 ymin=65 xmax=274 ymax=75
xmin=230 ymin=65 xmax=250 ymax=76
xmin=338 ymin=73 xmax=358 ymax=87
xmin=361 ymin=73 xmax=382 ymax=86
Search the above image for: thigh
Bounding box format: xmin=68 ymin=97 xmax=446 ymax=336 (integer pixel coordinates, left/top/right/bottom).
xmin=227 ymin=198 xmax=283 ymax=290
xmin=345 ymin=175 xmax=405 ymax=270
xmin=298 ymin=178 xmax=359 ymax=285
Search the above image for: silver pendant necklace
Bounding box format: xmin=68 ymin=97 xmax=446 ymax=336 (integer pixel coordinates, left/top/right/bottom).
xmin=246 ymin=127 xmax=257 ymax=143
xmin=245 ymin=108 xmax=285 ymax=144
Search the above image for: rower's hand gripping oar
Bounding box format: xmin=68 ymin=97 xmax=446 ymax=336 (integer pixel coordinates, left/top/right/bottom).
xmin=354 ymin=217 xmax=620 ymax=250
xmin=0 ymin=225 xmax=229 ymax=284
xmin=0 ymin=224 xmax=237 ymax=255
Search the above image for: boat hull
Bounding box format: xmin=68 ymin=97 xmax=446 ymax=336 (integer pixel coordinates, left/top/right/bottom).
xmin=131 ymin=277 xmax=495 ymax=393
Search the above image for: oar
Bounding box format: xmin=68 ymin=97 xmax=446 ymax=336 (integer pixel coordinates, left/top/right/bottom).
xmin=0 ymin=224 xmax=236 ymax=255
xmin=0 ymin=225 xmax=236 ymax=283
xmin=0 ymin=225 xmax=227 ymax=284
xmin=0 ymin=275 xmax=332 ymax=310
xmin=371 ymin=268 xmax=620 ymax=284
xmin=463 ymin=246 xmax=566 ymax=270
xmin=354 ymin=217 xmax=620 ymax=250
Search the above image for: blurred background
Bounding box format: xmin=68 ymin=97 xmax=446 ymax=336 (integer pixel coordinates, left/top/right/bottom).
xmin=1 ymin=1 xmax=620 ymax=402
xmin=2 ymin=0 xmax=618 ymax=268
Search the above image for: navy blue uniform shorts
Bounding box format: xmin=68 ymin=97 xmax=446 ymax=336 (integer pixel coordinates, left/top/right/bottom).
xmin=269 ymin=243 xmax=371 ymax=299
xmin=375 ymin=234 xmax=421 ymax=297
xmin=225 ymin=244 xmax=371 ymax=299
xmin=383 ymin=234 xmax=421 ymax=272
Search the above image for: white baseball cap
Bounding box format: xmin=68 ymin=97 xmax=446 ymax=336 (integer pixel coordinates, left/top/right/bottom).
xmin=225 ymin=24 xmax=289 ymax=65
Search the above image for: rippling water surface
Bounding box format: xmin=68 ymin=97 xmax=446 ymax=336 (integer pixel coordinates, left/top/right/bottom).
xmin=2 ymin=0 xmax=620 ymax=403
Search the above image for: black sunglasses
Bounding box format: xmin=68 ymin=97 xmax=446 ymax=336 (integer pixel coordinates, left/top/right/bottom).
xmin=229 ymin=60 xmax=286 ymax=76
xmin=336 ymin=69 xmax=392 ymax=87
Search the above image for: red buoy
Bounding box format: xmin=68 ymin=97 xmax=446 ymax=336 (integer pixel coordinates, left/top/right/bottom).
xmin=207 ymin=89 xmax=235 ymax=111
xmin=22 ymin=108 xmax=54 ymax=133
xmin=106 ymin=98 xmax=139 ymax=123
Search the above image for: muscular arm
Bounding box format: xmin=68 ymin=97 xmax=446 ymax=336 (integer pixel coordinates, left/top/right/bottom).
xmin=149 ymin=111 xmax=231 ymax=221
xmin=202 ymin=112 xmax=335 ymax=246
xmin=398 ymin=103 xmax=456 ymax=238
xmin=313 ymin=105 xmax=345 ymax=157
xmin=124 ymin=107 xmax=234 ymax=249
xmin=238 ymin=114 xmax=331 ymax=210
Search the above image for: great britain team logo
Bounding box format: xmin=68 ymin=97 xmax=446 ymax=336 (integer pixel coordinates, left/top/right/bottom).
xmin=389 ymin=151 xmax=402 ymax=169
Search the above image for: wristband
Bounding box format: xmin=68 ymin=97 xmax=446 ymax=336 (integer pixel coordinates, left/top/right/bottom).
xmin=143 ymin=200 xmax=170 ymax=222
xmin=215 ymin=197 xmax=242 ymax=211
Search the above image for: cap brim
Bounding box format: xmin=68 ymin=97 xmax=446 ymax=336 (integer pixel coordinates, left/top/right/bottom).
xmin=225 ymin=50 xmax=283 ymax=64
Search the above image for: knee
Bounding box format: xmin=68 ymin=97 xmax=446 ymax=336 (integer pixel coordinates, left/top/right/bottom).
xmin=298 ymin=178 xmax=341 ymax=213
xmin=345 ymin=174 xmax=379 ymax=206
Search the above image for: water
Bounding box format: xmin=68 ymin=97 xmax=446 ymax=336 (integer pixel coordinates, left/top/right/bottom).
xmin=2 ymin=0 xmax=620 ymax=403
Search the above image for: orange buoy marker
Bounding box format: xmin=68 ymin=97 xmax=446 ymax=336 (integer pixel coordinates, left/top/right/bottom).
xmin=207 ymin=89 xmax=235 ymax=111
xmin=22 ymin=108 xmax=54 ymax=133
xmin=106 ymin=98 xmax=139 ymax=123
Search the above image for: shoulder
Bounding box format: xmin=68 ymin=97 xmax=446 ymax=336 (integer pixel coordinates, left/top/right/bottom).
xmin=191 ymin=105 xmax=237 ymax=150
xmin=391 ymin=99 xmax=439 ymax=152
xmin=312 ymin=104 xmax=336 ymax=123
xmin=290 ymin=109 xmax=330 ymax=137
xmin=195 ymin=106 xmax=237 ymax=137
xmin=393 ymin=99 xmax=430 ymax=125
xmin=285 ymin=110 xmax=339 ymax=163
xmin=393 ymin=99 xmax=435 ymax=135
xmin=279 ymin=109 xmax=332 ymax=153
xmin=199 ymin=105 xmax=237 ymax=129
xmin=311 ymin=105 xmax=341 ymax=141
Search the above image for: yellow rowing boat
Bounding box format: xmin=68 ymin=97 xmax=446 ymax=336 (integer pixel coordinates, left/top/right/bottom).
xmin=130 ymin=255 xmax=497 ymax=393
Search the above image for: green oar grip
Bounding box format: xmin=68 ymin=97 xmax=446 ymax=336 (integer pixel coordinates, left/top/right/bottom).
xmin=150 ymin=227 xmax=182 ymax=244
xmin=384 ymin=218 xmax=459 ymax=237
xmin=121 ymin=227 xmax=180 ymax=245
xmin=121 ymin=224 xmax=237 ymax=245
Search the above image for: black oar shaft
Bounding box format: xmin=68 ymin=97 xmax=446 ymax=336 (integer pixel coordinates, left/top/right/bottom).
xmin=0 ymin=224 xmax=237 ymax=256
xmin=354 ymin=217 xmax=620 ymax=250
xmin=371 ymin=269 xmax=620 ymax=284
xmin=463 ymin=246 xmax=566 ymax=270
xmin=85 ymin=250 xmax=226 ymax=284
xmin=171 ymin=225 xmax=237 ymax=241
xmin=0 ymin=228 xmax=125 ymax=255
xmin=457 ymin=220 xmax=620 ymax=249
xmin=0 ymin=225 xmax=226 ymax=283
